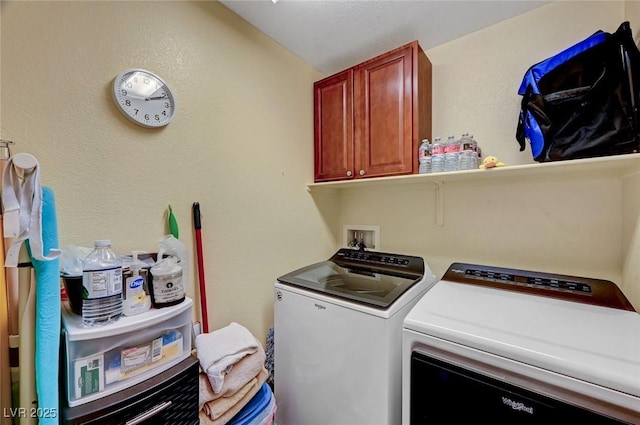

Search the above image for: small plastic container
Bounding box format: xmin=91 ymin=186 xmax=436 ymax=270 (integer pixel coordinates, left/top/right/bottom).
xmin=61 ymin=274 xmax=84 ymax=315
xmin=148 ymin=257 xmax=185 ymax=308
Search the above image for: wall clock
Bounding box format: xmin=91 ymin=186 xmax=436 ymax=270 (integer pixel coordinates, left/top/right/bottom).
xmin=112 ymin=68 xmax=177 ymax=128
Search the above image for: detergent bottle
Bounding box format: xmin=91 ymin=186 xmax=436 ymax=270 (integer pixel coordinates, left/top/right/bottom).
xmin=149 ymin=255 xmax=185 ymax=308
xmin=123 ymin=251 xmax=151 ymax=316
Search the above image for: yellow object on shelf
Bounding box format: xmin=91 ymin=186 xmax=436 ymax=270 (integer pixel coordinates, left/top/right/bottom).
xmin=479 ymin=155 xmax=506 ymax=169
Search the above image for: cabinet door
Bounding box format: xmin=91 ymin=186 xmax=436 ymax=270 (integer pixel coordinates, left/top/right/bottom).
xmin=314 ymin=69 xmax=354 ymax=182
xmin=355 ymin=44 xmax=413 ymax=178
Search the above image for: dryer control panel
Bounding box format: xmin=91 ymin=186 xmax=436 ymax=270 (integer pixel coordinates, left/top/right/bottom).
xmin=444 ymin=263 xmax=635 ymax=311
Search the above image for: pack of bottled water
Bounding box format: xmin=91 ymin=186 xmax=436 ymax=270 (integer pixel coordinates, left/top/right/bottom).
xmin=417 ymin=133 xmax=481 ymax=173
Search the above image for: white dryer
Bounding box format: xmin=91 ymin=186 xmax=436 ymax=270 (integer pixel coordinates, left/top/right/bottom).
xmin=402 ymin=263 xmax=640 ymax=424
xmin=274 ymin=249 xmax=436 ymax=425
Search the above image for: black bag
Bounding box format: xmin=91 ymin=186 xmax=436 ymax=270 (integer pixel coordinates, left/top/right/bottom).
xmin=516 ymin=22 xmax=640 ymax=162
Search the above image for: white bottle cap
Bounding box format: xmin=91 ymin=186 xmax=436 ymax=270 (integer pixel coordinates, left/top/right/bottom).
xmin=94 ymin=239 xmax=111 ymax=247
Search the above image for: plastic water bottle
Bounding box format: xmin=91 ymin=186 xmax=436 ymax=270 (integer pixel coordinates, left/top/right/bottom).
xmin=418 ymin=139 xmax=431 ymax=174
xmin=81 ymin=240 xmax=123 ymax=326
xmin=458 ymin=133 xmax=475 ymax=170
xmin=431 ymin=137 xmax=445 ymax=173
xmin=444 ymin=135 xmax=460 ymax=172
xmin=469 ymin=134 xmax=480 ymax=168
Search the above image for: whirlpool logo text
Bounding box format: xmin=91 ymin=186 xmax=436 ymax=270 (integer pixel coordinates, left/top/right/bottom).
xmin=502 ymin=397 xmax=534 ymax=415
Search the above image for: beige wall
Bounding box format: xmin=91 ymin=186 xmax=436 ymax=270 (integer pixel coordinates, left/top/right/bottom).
xmin=0 ymin=1 xmax=333 ymax=344
xmin=626 ymin=0 xmax=640 ymax=28
xmin=315 ymin=1 xmax=640 ymax=310
xmin=2 ymin=0 xmax=640 ymax=350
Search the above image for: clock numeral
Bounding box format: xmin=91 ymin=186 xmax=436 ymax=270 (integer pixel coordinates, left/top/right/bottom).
xmin=133 ymin=109 xmax=139 ymax=116
xmin=155 ymin=114 xmax=160 ymax=121
xmin=121 ymin=89 xmax=128 ymax=96
xmin=144 ymin=77 xmax=150 ymax=85
xmin=126 ymin=82 xmax=133 ymax=89
xmin=125 ymin=100 xmax=131 ymax=107
xmin=164 ymin=102 xmax=170 ymax=109
xmin=162 ymin=111 xmax=167 ymax=117
xmin=144 ymin=114 xmax=150 ymax=120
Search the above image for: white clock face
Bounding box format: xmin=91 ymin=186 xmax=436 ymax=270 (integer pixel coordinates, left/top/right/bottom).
xmin=112 ymin=68 xmax=176 ymax=128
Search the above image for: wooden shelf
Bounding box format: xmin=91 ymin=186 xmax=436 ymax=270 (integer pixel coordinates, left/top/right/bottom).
xmin=307 ymin=153 xmax=640 ymax=226
xmin=307 ymin=153 xmax=640 ymax=193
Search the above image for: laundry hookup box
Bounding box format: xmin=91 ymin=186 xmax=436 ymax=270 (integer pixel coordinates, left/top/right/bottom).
xmin=60 ymin=297 xmax=193 ymax=407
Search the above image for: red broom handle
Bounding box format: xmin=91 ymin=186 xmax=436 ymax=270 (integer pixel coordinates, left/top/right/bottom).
xmin=193 ymin=202 xmax=209 ymax=334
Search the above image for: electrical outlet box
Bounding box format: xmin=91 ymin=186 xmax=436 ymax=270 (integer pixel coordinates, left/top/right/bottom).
xmin=343 ymin=225 xmax=380 ymax=251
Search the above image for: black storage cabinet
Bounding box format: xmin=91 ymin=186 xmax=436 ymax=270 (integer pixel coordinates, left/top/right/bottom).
xmin=60 ymin=355 xmax=199 ymax=425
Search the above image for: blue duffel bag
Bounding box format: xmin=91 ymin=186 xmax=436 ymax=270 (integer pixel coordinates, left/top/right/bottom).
xmin=516 ymin=21 xmax=640 ymax=162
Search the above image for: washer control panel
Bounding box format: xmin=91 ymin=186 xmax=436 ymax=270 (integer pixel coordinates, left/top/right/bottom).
xmin=331 ymin=249 xmax=424 ymax=277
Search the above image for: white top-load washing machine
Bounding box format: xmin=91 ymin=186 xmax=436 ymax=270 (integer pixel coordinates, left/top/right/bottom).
xmin=274 ymin=249 xmax=436 ymax=425
xmin=402 ymin=262 xmax=640 ymax=424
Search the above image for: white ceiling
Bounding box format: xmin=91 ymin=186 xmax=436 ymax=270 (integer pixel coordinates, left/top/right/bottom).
xmin=220 ymin=0 xmax=551 ymax=75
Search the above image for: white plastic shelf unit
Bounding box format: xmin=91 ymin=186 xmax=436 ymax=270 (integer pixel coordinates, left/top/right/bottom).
xmin=306 ymin=153 xmax=640 ymax=225
xmin=61 ymin=297 xmax=193 ymax=407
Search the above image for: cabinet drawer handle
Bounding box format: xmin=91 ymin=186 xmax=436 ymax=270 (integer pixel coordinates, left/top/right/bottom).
xmin=359 ymin=169 xmax=365 ymax=176
xmin=346 ymin=171 xmax=353 ymax=177
xmin=125 ymin=401 xmax=173 ymax=425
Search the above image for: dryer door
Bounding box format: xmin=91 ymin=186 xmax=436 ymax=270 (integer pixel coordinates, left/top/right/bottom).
xmin=410 ymin=351 xmax=629 ymax=424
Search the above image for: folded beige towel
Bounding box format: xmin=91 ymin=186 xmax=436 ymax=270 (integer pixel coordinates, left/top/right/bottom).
xmin=196 ymin=322 xmax=259 ymax=393
xmin=199 ymin=341 xmax=266 ymax=408
xmin=203 ymin=377 xmax=257 ymax=420
xmin=199 ymin=367 xmax=268 ymax=425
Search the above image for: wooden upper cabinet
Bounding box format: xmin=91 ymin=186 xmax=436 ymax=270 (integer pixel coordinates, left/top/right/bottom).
xmin=356 ymin=44 xmax=413 ymax=178
xmin=314 ymin=69 xmax=354 ymax=181
xmin=314 ymin=41 xmax=432 ymax=182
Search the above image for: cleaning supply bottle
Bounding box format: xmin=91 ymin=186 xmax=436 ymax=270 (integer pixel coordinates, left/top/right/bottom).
xmin=148 ymin=256 xmax=185 ymax=308
xmin=123 ymin=251 xmax=151 ymax=316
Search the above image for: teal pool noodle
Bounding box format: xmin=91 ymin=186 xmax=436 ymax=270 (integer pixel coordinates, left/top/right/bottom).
xmin=26 ymin=186 xmax=60 ymax=424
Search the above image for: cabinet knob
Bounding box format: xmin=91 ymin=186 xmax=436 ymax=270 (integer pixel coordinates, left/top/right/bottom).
xmin=359 ymin=170 xmax=366 ymax=176
xmin=346 ymin=171 xmax=353 ymax=177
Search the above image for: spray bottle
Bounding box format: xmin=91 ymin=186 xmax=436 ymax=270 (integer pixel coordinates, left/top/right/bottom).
xmin=123 ymin=251 xmax=151 ymax=316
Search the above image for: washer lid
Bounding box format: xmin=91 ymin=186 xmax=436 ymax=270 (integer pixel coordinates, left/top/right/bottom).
xmin=277 ymin=249 xmax=425 ymax=309
xmin=404 ymin=271 xmax=640 ymax=399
